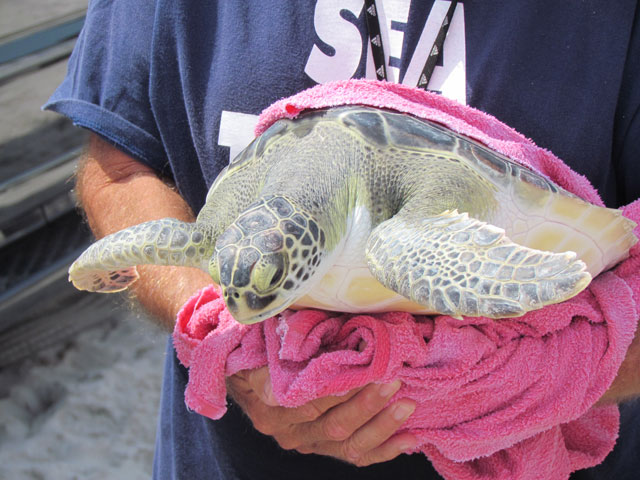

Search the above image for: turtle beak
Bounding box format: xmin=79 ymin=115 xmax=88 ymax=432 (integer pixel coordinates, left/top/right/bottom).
xmin=226 ymin=295 xmax=289 ymax=324
xmin=222 ymin=286 xmax=293 ymax=324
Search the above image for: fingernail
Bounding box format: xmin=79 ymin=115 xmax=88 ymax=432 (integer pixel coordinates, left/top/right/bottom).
xmin=392 ymin=402 xmax=415 ymax=421
xmin=398 ymin=436 xmax=418 ymax=452
xmin=378 ymin=380 xmax=401 ymax=398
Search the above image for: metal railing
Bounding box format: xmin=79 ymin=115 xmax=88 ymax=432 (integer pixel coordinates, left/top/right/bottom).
xmin=0 ymin=10 xmax=85 ymax=83
xmin=0 ymin=148 xmax=81 ymax=248
xmin=0 ymin=7 xmax=122 ymax=365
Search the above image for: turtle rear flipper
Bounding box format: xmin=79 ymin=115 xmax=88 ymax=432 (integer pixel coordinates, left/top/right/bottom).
xmin=365 ymin=210 xmax=592 ymax=319
xmin=69 ymin=218 xmax=214 ymax=293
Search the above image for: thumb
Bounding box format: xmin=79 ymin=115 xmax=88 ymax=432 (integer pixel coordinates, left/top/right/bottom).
xmin=247 ymin=366 xmax=279 ymax=406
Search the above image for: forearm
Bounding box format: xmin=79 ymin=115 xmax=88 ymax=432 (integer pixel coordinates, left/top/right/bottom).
xmin=599 ymin=320 xmax=640 ymax=405
xmin=77 ymin=134 xmax=212 ymax=330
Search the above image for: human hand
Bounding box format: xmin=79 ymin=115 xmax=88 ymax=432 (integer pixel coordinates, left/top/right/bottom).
xmin=227 ymin=367 xmax=418 ymax=466
xmin=598 ymin=321 xmax=640 ymax=405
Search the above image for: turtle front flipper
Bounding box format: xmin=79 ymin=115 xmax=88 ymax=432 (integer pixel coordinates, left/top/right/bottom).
xmin=365 ymin=210 xmax=592 ymax=319
xmin=69 ymin=218 xmax=214 ymax=293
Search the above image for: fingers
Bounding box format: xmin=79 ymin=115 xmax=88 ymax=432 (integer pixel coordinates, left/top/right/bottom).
xmin=244 ymin=366 xmax=364 ymax=419
xmin=337 ymin=399 xmax=417 ymax=466
xmin=246 ymin=366 xmax=278 ymax=406
xmin=294 ymin=400 xmax=418 ymax=466
xmin=227 ymin=368 xmax=418 ymax=467
xmin=296 ymin=382 xmax=417 ymax=466
xmin=304 ymin=381 xmax=403 ymax=441
xmin=227 ymin=367 xmax=363 ymax=435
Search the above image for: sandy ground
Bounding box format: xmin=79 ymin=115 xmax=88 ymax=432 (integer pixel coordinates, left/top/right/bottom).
xmin=0 ymin=309 xmax=167 ymax=480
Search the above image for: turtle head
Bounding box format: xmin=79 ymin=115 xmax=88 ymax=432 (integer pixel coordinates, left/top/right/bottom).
xmin=210 ymin=196 xmax=327 ymax=324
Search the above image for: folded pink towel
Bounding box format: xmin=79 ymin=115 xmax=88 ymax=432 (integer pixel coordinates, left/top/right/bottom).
xmin=174 ymin=80 xmax=640 ymax=480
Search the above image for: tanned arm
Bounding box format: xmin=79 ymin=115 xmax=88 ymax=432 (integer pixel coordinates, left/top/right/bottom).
xmin=599 ymin=326 xmax=640 ymax=405
xmin=76 ymin=134 xmax=212 ymax=330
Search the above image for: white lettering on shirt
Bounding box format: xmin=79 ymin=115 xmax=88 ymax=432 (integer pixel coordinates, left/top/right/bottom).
xmin=402 ymin=0 xmax=466 ymax=103
xmin=218 ymin=111 xmax=259 ymax=161
xmin=219 ymin=1 xmax=467 ymax=162
xmin=304 ymin=0 xmax=366 ymax=84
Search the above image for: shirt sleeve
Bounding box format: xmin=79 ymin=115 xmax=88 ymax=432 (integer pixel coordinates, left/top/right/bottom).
xmin=613 ymin=5 xmax=640 ymax=207
xmin=43 ymin=0 xmax=167 ymax=173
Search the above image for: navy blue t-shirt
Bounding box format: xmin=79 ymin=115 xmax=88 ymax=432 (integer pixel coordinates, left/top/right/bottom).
xmin=46 ymin=1 xmax=640 ymax=479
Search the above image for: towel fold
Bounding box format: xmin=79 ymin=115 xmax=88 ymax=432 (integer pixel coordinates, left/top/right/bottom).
xmin=174 ymin=80 xmax=639 ymax=480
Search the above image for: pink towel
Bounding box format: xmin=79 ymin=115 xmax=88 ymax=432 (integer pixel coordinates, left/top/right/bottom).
xmin=174 ymin=80 xmax=640 ymax=480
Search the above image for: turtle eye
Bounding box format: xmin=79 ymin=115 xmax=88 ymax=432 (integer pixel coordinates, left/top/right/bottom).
xmin=269 ymin=267 xmax=284 ymax=287
xmin=252 ymin=253 xmax=288 ymax=294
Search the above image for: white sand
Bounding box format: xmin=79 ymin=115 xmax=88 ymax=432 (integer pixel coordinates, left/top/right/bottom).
xmin=0 ymin=310 xmax=167 ymax=480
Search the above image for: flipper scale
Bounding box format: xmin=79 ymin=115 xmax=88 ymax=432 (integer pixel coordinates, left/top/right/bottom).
xmin=69 ymin=218 xmax=213 ymax=293
xmin=365 ymin=210 xmax=592 ymax=318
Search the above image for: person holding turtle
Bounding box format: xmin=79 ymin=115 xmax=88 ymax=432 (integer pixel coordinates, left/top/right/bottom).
xmin=45 ymin=1 xmax=640 ymax=479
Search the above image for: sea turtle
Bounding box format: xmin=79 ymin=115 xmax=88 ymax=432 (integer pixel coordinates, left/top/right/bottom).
xmin=69 ymin=106 xmax=637 ymax=324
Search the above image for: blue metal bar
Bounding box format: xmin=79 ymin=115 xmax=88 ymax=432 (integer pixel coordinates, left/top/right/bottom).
xmin=0 ymin=15 xmax=85 ymax=64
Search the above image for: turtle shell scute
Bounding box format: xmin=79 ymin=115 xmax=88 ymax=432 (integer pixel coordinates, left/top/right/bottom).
xmin=384 ymin=112 xmax=456 ymax=150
